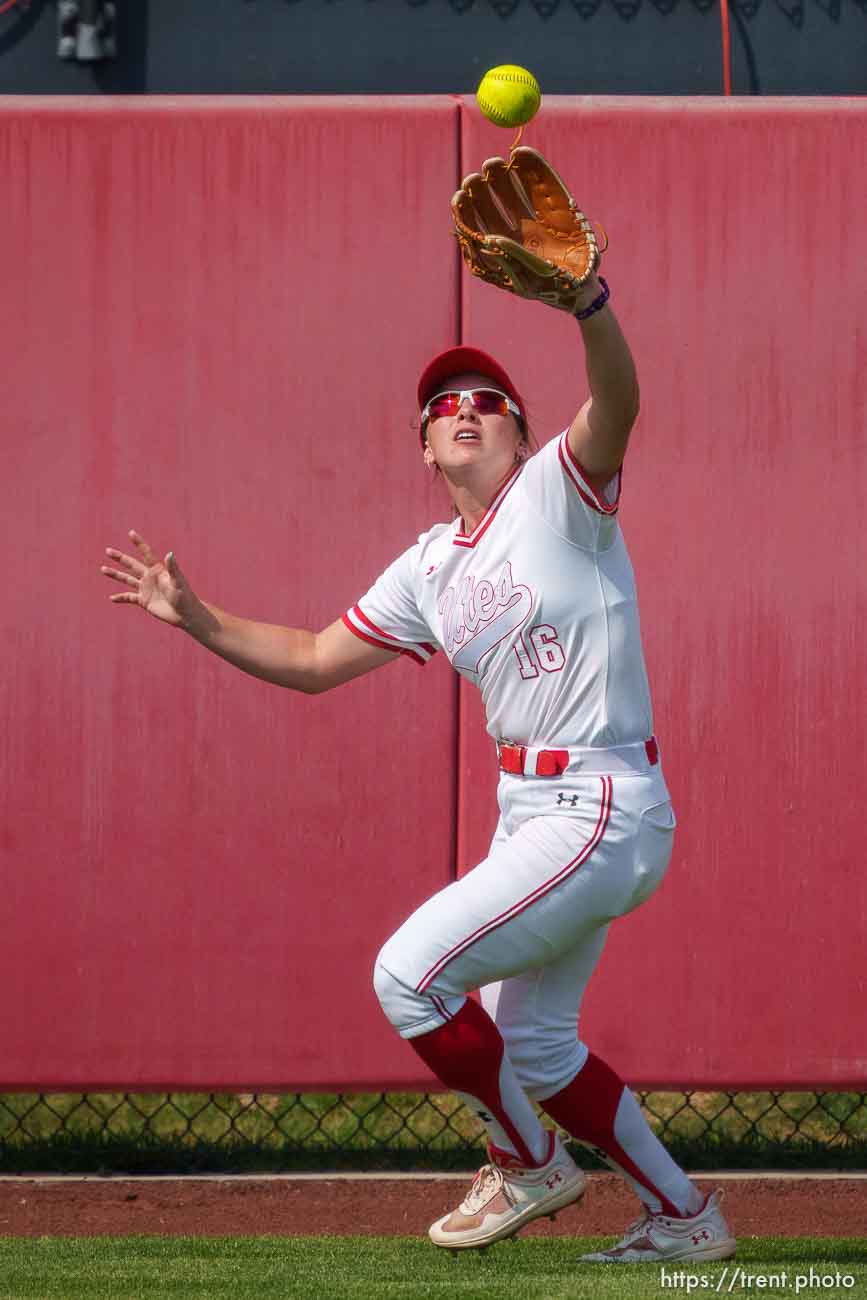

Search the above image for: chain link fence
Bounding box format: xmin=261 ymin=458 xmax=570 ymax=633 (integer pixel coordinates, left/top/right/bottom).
xmin=1 ymin=1090 xmax=866 ymax=1174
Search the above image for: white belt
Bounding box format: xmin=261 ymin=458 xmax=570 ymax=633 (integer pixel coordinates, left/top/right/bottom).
xmin=497 ymin=737 xmax=660 ymax=778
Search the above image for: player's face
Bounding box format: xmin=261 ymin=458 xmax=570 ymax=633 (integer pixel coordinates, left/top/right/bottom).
xmin=423 ymin=371 xmax=525 ymax=481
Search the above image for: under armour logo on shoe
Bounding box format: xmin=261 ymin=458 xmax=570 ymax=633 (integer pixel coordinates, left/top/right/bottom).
xmin=556 ymin=793 xmax=579 ymax=807
xmin=546 ymin=1172 xmax=564 ymax=1189
xmin=692 ymin=1229 xmax=711 ymax=1244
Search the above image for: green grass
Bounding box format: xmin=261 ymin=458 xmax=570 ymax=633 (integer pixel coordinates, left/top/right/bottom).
xmin=0 ymin=1238 xmax=865 ymax=1300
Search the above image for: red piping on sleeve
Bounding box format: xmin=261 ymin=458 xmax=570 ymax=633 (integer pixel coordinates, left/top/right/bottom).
xmin=341 ymin=611 xmax=428 ymax=667
xmin=558 ymin=433 xmax=621 ymax=515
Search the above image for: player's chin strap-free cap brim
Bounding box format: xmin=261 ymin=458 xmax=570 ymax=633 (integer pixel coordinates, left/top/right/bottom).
xmin=417 ymin=346 xmax=526 ymax=446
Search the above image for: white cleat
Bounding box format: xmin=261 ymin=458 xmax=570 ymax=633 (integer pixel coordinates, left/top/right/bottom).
xmin=581 ymin=1189 xmax=736 ymax=1263
xmin=429 ymin=1132 xmax=585 ymax=1251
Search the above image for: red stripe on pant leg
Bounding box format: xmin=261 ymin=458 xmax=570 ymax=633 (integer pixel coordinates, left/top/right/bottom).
xmin=416 ymin=777 xmax=612 ymax=993
xmin=540 ymin=1052 xmax=681 ymax=1217
xmin=430 ymin=993 xmax=454 ymax=1022
xmin=407 ymin=997 xmax=537 ymax=1167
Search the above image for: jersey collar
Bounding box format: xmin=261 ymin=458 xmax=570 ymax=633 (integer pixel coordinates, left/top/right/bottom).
xmin=452 ymin=462 xmax=524 ymax=549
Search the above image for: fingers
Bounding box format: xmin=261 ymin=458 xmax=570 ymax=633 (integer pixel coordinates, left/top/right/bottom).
xmin=129 ymin=529 xmax=158 ymax=567
xmin=109 ymin=591 xmax=140 ymax=604
xmin=454 ymin=161 xmax=522 ymax=241
xmin=102 ymin=529 xmax=168 ymax=578
xmin=104 ymin=544 xmax=147 ymax=578
xmin=100 ymin=564 xmax=139 ymax=587
xmin=451 ymin=181 xmax=490 ymax=239
xmin=482 ymin=156 xmax=535 ymax=227
xmin=465 ymin=166 xmax=521 ymax=240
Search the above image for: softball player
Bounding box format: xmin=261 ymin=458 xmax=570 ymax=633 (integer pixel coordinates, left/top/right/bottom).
xmin=101 ymin=268 xmax=735 ymax=1264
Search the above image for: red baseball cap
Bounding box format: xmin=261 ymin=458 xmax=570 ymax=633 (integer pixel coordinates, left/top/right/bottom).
xmin=416 ymin=346 xmax=525 ymax=446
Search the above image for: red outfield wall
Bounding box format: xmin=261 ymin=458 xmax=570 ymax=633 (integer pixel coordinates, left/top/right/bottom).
xmin=1 ymin=97 xmax=864 ymax=1092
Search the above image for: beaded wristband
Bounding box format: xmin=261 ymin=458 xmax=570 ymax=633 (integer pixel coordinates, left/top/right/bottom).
xmin=574 ymin=276 xmax=610 ymax=321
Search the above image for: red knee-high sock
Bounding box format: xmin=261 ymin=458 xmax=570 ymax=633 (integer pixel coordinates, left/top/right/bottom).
xmin=541 ymin=1052 xmax=700 ymax=1217
xmin=408 ymin=997 xmax=548 ymax=1167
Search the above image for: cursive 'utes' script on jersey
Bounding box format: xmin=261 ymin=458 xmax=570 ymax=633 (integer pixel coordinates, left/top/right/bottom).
xmin=438 ymin=560 xmax=534 ymax=674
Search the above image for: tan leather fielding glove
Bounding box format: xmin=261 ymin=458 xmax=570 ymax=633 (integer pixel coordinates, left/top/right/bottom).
xmin=451 ymin=147 xmax=603 ymax=314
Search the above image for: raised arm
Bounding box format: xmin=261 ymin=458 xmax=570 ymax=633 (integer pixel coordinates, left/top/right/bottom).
xmin=567 ymin=273 xmax=640 ymax=493
xmin=101 ymin=530 xmax=396 ymax=694
xmin=449 ymin=149 xmax=639 ymax=494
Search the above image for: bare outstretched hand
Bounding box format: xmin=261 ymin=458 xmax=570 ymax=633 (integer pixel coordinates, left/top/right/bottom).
xmin=101 ymin=530 xmax=205 ymax=631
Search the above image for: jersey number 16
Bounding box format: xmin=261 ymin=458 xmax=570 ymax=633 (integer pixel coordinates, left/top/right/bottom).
xmin=514 ymin=624 xmax=566 ymax=678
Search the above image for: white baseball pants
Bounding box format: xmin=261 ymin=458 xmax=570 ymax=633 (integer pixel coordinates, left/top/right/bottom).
xmin=374 ymin=766 xmax=675 ymax=1098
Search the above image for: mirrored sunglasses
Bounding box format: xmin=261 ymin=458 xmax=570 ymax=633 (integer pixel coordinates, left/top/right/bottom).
xmin=422 ymin=388 xmax=522 ymax=423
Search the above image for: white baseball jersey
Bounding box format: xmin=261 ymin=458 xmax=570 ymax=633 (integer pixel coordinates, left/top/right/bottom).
xmin=343 ymin=431 xmax=654 ymax=749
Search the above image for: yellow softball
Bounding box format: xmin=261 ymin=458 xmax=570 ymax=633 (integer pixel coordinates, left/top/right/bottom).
xmin=476 ymin=65 xmax=542 ymax=129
